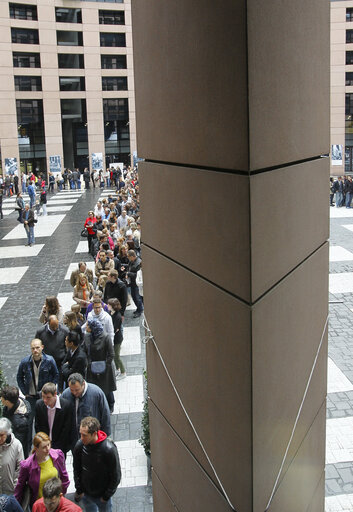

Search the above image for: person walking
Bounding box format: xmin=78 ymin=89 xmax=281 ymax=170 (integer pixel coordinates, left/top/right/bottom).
xmin=0 ymin=418 xmax=24 ymax=495
xmin=40 ymin=189 xmax=47 ymax=216
xmin=0 ymin=189 xmax=3 ymax=220
xmin=73 ymin=416 xmax=121 ymax=512
xmin=21 ymin=204 xmax=36 ymax=246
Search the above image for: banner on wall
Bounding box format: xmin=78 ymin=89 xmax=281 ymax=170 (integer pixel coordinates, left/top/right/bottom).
xmin=4 ymin=157 xmax=18 ymax=175
xmin=49 ymin=155 xmax=61 ymax=174
xmin=332 ymin=145 xmax=343 ymax=166
xmin=91 ymin=153 xmax=103 ymax=171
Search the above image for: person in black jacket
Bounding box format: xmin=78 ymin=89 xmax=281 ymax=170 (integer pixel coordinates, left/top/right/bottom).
xmin=0 ymin=386 xmax=31 ymax=457
xmin=73 ymin=416 xmax=121 ymax=511
xmin=21 ymin=203 xmax=35 ymax=246
xmin=34 ymin=382 xmax=72 ymax=456
xmin=103 ymin=270 xmax=128 ymax=317
xmin=61 ymin=332 xmax=87 ymax=387
xmin=35 ymin=316 xmax=69 ymax=391
xmin=0 ymin=189 xmax=3 ymax=220
xmin=127 ymin=250 xmax=143 ymax=318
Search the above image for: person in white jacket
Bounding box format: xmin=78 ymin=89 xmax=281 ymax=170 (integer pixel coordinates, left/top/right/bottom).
xmin=0 ymin=418 xmax=23 ymax=495
xmin=83 ymin=298 xmax=114 ymax=344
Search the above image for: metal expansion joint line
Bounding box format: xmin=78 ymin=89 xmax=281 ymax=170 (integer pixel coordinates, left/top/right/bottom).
xmin=265 ymin=314 xmax=329 ymax=511
xmin=142 ymin=316 xmax=236 ymax=511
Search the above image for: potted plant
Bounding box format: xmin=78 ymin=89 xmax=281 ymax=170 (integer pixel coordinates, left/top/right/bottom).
xmin=139 ymin=371 xmax=151 ymax=458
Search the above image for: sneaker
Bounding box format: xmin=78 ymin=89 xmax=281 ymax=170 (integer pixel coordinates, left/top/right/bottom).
xmin=117 ymin=372 xmax=126 ymax=380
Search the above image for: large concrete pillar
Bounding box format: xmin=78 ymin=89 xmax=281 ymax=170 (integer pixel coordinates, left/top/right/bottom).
xmin=132 ymin=2 xmax=329 ymax=511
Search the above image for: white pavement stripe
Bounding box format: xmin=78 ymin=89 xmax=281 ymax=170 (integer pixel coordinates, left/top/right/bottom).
xmin=0 ymin=245 xmax=44 ymax=259
xmin=46 ymin=205 xmax=73 ymax=212
xmin=57 ymin=292 xmax=75 ymax=313
xmin=75 ymin=241 xmax=88 ymax=253
xmin=3 ymin=215 xmax=65 ymax=240
xmin=326 ymin=417 xmax=353 ymax=464
xmin=2 ymin=204 xmax=17 ymax=209
xmin=328 ymin=358 xmax=353 ymax=393
xmin=330 ymin=246 xmax=353 ymax=262
xmin=329 ymin=273 xmax=353 ymax=294
xmin=343 ymin=225 xmax=353 ymax=233
xmin=121 ymin=326 xmax=141 ymax=356
xmin=64 ymin=439 xmax=147 ymax=492
xmin=325 ymin=494 xmax=353 ymax=512
xmin=113 ymin=375 xmax=144 ymax=414
xmin=48 ymin=198 xmax=78 ymax=204
xmin=2 ymin=210 xmax=14 ymax=216
xmin=0 ymin=266 xmax=29 ymax=284
xmin=64 ymin=261 xmax=95 ymax=280
xmin=331 ymin=209 xmax=353 ymax=218
xmin=115 ymin=440 xmax=148 ymax=488
xmin=0 ymin=297 xmax=8 ymax=310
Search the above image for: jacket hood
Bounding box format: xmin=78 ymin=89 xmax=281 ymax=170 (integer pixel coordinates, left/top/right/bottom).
xmin=96 ymin=430 xmax=107 ymax=444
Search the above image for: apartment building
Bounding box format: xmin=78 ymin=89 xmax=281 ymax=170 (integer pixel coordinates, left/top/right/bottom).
xmin=0 ymin=0 xmax=136 ymax=176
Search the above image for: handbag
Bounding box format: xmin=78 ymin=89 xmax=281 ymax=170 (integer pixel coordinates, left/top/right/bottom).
xmin=81 ymin=228 xmax=88 ymax=238
xmin=91 ymin=360 xmax=106 ymax=374
xmin=86 ymin=339 xmax=106 ymax=374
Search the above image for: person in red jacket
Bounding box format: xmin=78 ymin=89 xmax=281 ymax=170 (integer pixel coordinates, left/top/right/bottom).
xmin=33 ymin=477 xmax=82 ymax=512
xmin=84 ymin=211 xmax=97 ymax=254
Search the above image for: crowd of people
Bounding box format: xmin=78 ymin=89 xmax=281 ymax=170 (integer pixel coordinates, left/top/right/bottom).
xmin=330 ymin=175 xmax=353 ymax=207
xmin=0 ymin=165 xmax=142 ymax=512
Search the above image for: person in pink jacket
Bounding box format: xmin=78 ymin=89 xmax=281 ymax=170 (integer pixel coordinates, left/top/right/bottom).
xmin=14 ymin=432 xmax=69 ymax=508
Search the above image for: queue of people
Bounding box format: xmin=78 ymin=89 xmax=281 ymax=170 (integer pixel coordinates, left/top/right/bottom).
xmin=0 ymin=166 xmax=141 ymax=512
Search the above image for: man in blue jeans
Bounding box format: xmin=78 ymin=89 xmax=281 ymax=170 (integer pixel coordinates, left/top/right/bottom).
xmin=21 ymin=204 xmax=35 ymax=246
xmin=27 ymin=182 xmax=36 ymax=208
xmin=73 ymin=416 xmax=121 ymax=512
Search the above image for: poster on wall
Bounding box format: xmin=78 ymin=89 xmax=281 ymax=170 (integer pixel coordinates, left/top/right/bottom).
xmin=49 ymin=155 xmax=61 ymax=174
xmin=91 ymin=153 xmax=103 ymax=171
xmin=5 ymin=157 xmax=18 ymax=175
xmin=332 ymin=145 xmax=343 ymax=166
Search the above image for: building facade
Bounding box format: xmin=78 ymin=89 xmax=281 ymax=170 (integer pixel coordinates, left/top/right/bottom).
xmin=331 ymin=0 xmax=353 ymax=175
xmin=0 ymin=0 xmax=136 ymax=176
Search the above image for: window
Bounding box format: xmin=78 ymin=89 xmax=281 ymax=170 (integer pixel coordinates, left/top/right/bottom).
xmin=99 ymin=10 xmax=125 ymax=24
xmin=14 ymin=76 xmax=42 ymax=91
xmin=57 ymin=31 xmax=83 ymax=46
xmin=13 ymin=52 xmax=40 ymax=67
xmin=102 ymin=76 xmax=127 ymax=91
xmin=347 ymin=8 xmax=353 ymax=22
xmin=9 ymin=3 xmax=37 ymax=20
xmin=347 ymin=30 xmax=353 ymax=44
xmin=347 ymin=51 xmax=353 ymax=65
xmin=103 ymin=98 xmax=129 ymax=120
xmin=346 ymin=93 xmax=353 ymax=115
xmin=100 ymin=32 xmax=126 ymax=47
xmin=347 ymin=72 xmax=353 ymax=86
xmin=101 ymin=55 xmax=126 ymax=69
xmin=103 ymin=99 xmax=130 ymax=162
xmin=17 ymin=100 xmax=46 ymax=160
xmin=59 ymin=77 xmax=85 ymax=91
xmin=11 ymin=28 xmax=39 ymax=44
xmin=55 ymin=7 xmax=82 ymax=23
xmin=58 ymin=54 xmax=84 ymax=69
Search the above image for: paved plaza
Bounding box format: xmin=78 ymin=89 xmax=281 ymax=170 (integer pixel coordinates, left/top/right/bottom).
xmin=2 ymin=186 xmax=353 ymax=511
xmin=0 ymin=187 xmax=152 ymax=512
xmin=326 ymin=203 xmax=353 ymax=511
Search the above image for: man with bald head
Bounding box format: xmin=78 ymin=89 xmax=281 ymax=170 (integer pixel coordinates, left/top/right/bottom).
xmin=35 ymin=316 xmax=69 ymax=391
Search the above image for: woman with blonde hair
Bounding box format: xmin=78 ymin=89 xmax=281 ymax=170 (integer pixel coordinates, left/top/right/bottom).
xmin=70 ymin=304 xmax=85 ymax=326
xmin=39 ymin=297 xmax=63 ymax=324
xmin=73 ymin=273 xmax=94 ymax=314
xmin=63 ymin=311 xmax=83 ymax=343
xmin=14 ymin=432 xmax=69 ymax=508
